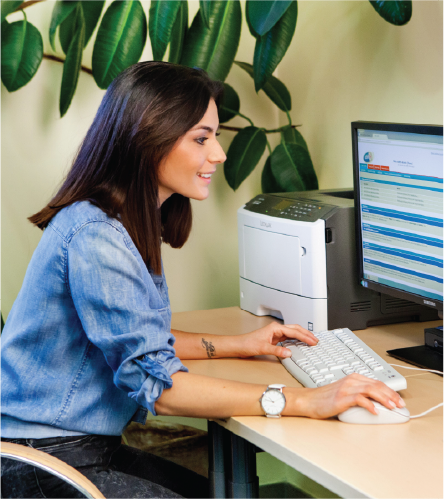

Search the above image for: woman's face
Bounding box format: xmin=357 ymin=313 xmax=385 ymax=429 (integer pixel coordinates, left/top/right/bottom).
xmin=158 ymin=99 xmax=227 ymax=205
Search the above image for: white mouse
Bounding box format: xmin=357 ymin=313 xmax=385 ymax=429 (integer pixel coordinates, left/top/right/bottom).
xmin=338 ymin=401 xmax=410 ymax=424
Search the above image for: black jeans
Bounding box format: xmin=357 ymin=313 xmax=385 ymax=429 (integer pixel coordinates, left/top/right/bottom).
xmin=1 ymin=435 xmax=209 ymax=498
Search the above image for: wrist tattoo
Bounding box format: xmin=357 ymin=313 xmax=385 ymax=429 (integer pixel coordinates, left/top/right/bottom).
xmin=201 ymin=338 xmax=216 ymax=358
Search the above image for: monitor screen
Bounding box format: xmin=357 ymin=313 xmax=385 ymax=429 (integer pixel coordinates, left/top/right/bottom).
xmin=352 ymin=122 xmax=443 ymax=312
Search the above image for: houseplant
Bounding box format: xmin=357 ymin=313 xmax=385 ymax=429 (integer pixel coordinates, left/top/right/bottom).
xmin=1 ymin=0 xmax=412 ymax=193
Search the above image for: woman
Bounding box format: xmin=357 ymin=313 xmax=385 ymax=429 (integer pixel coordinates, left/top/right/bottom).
xmin=1 ymin=62 xmax=404 ymax=498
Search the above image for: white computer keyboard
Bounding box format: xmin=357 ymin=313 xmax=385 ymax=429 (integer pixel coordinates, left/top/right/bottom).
xmin=278 ymin=328 xmax=407 ymax=391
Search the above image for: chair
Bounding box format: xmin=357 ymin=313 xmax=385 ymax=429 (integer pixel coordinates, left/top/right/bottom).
xmin=1 ymin=442 xmax=105 ymax=498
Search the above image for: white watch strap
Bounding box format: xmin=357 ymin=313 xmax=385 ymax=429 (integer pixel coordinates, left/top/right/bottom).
xmin=268 ymin=383 xmax=285 ymax=390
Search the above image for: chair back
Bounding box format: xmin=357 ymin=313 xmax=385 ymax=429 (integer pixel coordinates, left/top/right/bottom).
xmin=1 ymin=442 xmax=105 ymax=498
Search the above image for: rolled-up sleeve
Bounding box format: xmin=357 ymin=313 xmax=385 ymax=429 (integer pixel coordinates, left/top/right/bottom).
xmin=67 ymin=220 xmax=187 ymax=415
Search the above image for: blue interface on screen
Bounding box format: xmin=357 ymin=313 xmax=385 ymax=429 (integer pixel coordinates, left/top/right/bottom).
xmin=357 ymin=129 xmax=443 ymax=303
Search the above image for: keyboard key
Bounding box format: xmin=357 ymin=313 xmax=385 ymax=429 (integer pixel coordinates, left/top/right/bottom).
xmin=330 ymin=364 xmax=349 ymax=371
xmin=316 ymin=380 xmax=330 ymax=386
xmin=295 ymin=359 xmax=310 ymax=368
xmin=314 ymin=363 xmax=329 ymax=373
xmin=304 ymin=367 xmax=318 ymax=375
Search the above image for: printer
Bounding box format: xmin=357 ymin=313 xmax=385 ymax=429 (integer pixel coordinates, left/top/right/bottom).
xmin=238 ymin=189 xmax=438 ymax=332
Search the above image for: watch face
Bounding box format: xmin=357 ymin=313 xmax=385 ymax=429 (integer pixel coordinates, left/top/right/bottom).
xmin=262 ymin=389 xmax=286 ymax=416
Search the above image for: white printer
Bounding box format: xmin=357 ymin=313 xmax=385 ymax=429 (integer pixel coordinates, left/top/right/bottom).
xmin=238 ymin=189 xmax=437 ymax=332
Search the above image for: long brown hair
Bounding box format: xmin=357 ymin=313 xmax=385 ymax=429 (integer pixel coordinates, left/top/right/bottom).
xmin=29 ymin=62 xmax=224 ymax=274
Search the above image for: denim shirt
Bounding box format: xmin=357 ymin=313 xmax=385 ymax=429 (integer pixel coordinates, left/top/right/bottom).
xmin=1 ymin=202 xmax=187 ymax=438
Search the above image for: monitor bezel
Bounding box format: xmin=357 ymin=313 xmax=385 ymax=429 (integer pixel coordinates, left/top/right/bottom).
xmin=352 ymin=121 xmax=443 ymax=312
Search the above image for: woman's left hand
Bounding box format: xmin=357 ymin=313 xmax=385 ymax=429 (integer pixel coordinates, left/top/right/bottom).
xmin=237 ymin=321 xmax=318 ymax=359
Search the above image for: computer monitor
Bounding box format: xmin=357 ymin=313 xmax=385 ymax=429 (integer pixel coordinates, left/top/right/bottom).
xmin=352 ymin=121 xmax=443 ymax=370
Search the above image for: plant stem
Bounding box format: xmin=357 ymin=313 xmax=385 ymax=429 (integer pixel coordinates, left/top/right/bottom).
xmin=43 ymin=53 xmax=93 ymax=76
xmin=286 ymin=110 xmax=292 ymax=126
xmin=266 ymin=140 xmax=272 ymax=155
xmin=220 ymin=123 xmax=300 ymax=133
xmin=234 ymin=111 xmax=254 ymax=127
xmin=15 ymin=0 xmax=46 ymax=12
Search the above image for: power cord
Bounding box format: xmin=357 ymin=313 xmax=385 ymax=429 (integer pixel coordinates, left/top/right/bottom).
xmin=389 ymin=363 xmax=443 ymax=418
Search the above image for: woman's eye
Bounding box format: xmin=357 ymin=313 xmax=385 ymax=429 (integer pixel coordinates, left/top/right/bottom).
xmin=196 ymin=137 xmax=208 ymax=145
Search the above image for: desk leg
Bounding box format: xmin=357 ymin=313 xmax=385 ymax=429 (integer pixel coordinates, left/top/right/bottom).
xmin=227 ymin=432 xmax=259 ymax=499
xmin=208 ymin=421 xmax=228 ymax=498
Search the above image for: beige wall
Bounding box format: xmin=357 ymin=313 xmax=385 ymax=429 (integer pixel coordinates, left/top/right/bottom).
xmin=279 ymin=1 xmax=443 ymax=189
xmin=2 ymin=1 xmax=442 ymax=319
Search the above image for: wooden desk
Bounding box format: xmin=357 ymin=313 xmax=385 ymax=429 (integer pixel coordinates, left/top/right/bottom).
xmin=172 ymin=307 xmax=443 ymax=499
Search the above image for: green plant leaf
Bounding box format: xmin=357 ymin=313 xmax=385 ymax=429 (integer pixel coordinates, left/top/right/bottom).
xmin=1 ymin=15 xmax=43 ymax=92
xmin=281 ymin=126 xmax=308 ymax=150
xmin=49 ymin=0 xmax=78 ymax=51
xmin=246 ymin=0 xmax=292 ymax=36
xmin=199 ymin=0 xmax=212 ymax=29
xmin=245 ymin=0 xmax=258 ymax=38
xmin=280 ymin=127 xmax=316 ymax=189
xmin=59 ymin=1 xmax=104 ymax=54
xmin=149 ymin=0 xmax=181 ymax=61
xmin=168 ymin=1 xmax=188 ymax=64
xmin=92 ymin=0 xmax=147 ymax=90
xmin=180 ymin=0 xmax=241 ymax=82
xmin=261 ymin=155 xmax=282 ymax=193
xmin=270 ymin=142 xmax=318 ymax=192
xmin=0 ymin=19 xmax=9 ymax=40
xmin=224 ymin=126 xmax=266 ymax=190
xmin=60 ymin=4 xmax=85 ymax=117
xmin=219 ymin=82 xmax=240 ymax=123
xmin=1 ymin=1 xmax=23 ymax=24
xmin=253 ymin=0 xmax=297 ymax=91
xmin=369 ymin=0 xmax=412 ymax=26
xmin=235 ymin=61 xmax=291 ymax=111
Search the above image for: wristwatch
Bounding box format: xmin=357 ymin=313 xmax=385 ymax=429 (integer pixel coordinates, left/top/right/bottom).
xmin=260 ymin=384 xmax=286 ymax=418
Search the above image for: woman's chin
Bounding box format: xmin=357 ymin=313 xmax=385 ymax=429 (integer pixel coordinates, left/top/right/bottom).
xmin=189 ymin=188 xmax=210 ymax=201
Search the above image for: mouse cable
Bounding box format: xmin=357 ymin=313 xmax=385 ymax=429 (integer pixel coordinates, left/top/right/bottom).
xmin=388 ymin=363 xmax=443 ymax=376
xmin=389 ymin=363 xmax=443 ymax=419
xmin=408 ymin=403 xmax=443 ymax=419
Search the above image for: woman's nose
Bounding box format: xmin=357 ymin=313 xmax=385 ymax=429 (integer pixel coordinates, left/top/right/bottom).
xmin=209 ymin=140 xmax=227 ymax=164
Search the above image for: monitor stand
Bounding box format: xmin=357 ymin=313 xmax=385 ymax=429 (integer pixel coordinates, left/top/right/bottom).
xmin=387 ymin=326 xmax=443 ymax=375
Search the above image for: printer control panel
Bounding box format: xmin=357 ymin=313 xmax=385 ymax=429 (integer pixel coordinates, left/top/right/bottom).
xmin=244 ymin=194 xmax=335 ymax=222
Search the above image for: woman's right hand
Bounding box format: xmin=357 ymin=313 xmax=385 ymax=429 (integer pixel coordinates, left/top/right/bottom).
xmin=286 ymin=373 xmax=406 ymax=419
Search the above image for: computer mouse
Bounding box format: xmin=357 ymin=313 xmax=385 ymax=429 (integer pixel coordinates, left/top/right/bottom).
xmin=338 ymin=401 xmax=410 ymax=424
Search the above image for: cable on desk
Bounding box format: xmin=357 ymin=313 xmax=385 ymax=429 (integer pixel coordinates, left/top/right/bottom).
xmin=389 ymin=363 xmax=443 ymax=376
xmin=389 ymin=364 xmax=443 ymax=419
xmin=409 ymin=403 xmax=443 ymax=419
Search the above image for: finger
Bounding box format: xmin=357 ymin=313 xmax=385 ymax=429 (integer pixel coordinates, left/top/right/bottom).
xmin=260 ymin=342 xmax=292 ymax=358
xmin=284 ymin=324 xmax=311 ymax=333
xmin=274 ymin=345 xmax=292 ymax=358
xmin=354 ymin=394 xmax=379 ymax=415
xmin=365 ymin=383 xmax=406 ymax=410
xmin=279 ymin=325 xmax=318 ymax=345
xmin=330 ymin=379 xmax=380 ymax=415
xmin=343 ymin=375 xmax=405 ymax=411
